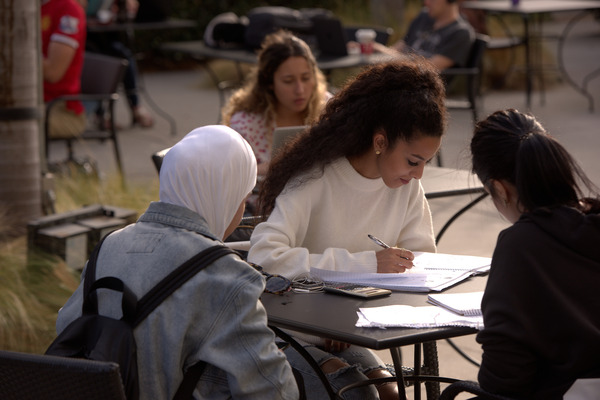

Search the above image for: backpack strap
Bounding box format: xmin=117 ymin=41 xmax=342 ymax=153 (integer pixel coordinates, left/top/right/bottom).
xmin=83 ymin=276 xmax=137 ymax=321
xmin=82 ymin=233 xmax=128 ymax=318
xmin=172 ymin=361 xmax=207 ymax=400
xmin=133 ymin=244 xmax=237 ymax=400
xmin=133 ymin=245 xmax=237 ymax=326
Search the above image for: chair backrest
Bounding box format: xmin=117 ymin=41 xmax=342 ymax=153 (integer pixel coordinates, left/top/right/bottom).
xmin=0 ymin=350 xmax=127 ymax=400
xmin=468 ymin=34 xmax=490 ymax=69
xmin=152 ymin=147 xmax=172 ymax=173
xmin=81 ymin=52 xmax=129 ymax=95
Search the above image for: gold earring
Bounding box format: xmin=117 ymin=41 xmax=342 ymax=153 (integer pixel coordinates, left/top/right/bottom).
xmin=375 ymin=150 xmax=381 ymax=155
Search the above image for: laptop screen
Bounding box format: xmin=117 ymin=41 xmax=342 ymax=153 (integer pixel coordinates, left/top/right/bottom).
xmin=272 ymin=126 xmax=306 ymax=157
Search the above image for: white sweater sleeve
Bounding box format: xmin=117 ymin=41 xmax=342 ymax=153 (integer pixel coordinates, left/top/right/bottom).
xmin=248 ymin=180 xmax=377 ymax=279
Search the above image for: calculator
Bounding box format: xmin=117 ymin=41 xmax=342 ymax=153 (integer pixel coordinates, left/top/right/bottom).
xmin=323 ymin=282 xmax=392 ymax=299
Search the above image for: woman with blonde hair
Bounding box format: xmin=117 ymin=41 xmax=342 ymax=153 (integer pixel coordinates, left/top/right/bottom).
xmin=222 ymin=30 xmax=330 ymax=176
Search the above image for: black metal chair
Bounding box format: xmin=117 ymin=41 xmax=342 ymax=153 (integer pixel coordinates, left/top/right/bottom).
xmin=45 ymin=52 xmax=128 ymax=176
xmin=442 ymin=34 xmax=490 ymax=124
xmin=0 ymin=349 xmax=127 ymax=400
xmin=439 ymin=369 xmax=600 ymax=399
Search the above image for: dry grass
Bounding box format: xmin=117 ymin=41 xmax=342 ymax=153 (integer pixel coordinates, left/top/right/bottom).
xmin=0 ymin=169 xmax=158 ymax=353
xmin=0 ymin=234 xmax=79 ymax=353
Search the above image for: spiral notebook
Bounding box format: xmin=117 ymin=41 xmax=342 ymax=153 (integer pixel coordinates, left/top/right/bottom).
xmin=427 ymin=291 xmax=484 ymax=316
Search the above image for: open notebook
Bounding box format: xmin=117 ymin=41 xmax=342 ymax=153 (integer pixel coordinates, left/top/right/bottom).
xmin=427 ymin=291 xmax=484 ymax=316
xmin=310 ymin=252 xmax=491 ymax=292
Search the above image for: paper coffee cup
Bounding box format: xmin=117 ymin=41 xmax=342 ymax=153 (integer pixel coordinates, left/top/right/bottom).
xmin=356 ymin=29 xmax=377 ymax=55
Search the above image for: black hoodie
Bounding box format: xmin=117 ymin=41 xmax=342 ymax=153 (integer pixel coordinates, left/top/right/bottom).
xmin=477 ymin=206 xmax=600 ymax=399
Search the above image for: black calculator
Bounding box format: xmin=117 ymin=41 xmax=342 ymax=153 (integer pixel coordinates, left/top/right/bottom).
xmin=323 ymin=282 xmax=392 ymax=299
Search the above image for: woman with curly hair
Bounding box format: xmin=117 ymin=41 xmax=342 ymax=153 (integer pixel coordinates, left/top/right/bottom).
xmin=248 ymin=59 xmax=447 ymax=400
xmin=221 ymin=30 xmax=330 ymax=176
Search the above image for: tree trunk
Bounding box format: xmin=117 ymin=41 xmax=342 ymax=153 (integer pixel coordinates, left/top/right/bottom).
xmin=0 ymin=0 xmax=42 ymax=237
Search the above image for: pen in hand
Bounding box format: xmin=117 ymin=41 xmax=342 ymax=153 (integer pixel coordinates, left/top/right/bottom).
xmin=368 ymin=234 xmax=390 ymax=248
xmin=368 ymin=234 xmax=410 ymax=260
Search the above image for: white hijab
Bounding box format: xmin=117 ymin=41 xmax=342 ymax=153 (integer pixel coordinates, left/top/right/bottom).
xmin=159 ymin=125 xmax=257 ymax=239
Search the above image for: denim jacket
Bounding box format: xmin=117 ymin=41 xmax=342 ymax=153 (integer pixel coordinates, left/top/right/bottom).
xmin=56 ymin=202 xmax=298 ymax=400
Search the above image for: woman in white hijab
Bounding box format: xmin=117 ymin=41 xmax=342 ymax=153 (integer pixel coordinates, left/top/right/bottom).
xmin=56 ymin=125 xmax=299 ymax=400
xmin=160 ymin=124 xmax=257 ymax=239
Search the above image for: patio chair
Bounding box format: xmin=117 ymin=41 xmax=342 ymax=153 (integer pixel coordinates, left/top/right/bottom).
xmin=45 ymin=52 xmax=129 ymax=176
xmin=440 ymin=376 xmax=600 ymax=399
xmin=442 ymin=34 xmax=490 ymax=124
xmin=434 ymin=34 xmax=488 ymax=166
xmin=0 ymin=349 xmax=126 ymax=400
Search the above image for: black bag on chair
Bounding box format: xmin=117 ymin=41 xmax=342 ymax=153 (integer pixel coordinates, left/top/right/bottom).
xmin=46 ymin=233 xmax=236 ymax=400
xmin=243 ymin=6 xmax=336 ymax=53
xmin=204 ymin=12 xmax=248 ymax=49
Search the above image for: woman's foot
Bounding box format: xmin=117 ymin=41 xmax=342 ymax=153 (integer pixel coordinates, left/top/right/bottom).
xmin=132 ymin=105 xmax=154 ymax=128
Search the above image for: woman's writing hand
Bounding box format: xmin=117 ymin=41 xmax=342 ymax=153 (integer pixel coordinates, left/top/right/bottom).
xmin=376 ymin=247 xmax=414 ymax=273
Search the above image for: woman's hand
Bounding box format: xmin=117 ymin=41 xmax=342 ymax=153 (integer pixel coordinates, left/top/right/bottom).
xmin=323 ymin=339 xmax=351 ymax=353
xmin=376 ymin=247 xmax=414 ymax=273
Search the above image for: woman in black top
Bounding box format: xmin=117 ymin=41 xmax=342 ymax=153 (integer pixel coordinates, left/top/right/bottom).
xmin=471 ymin=109 xmax=600 ymax=399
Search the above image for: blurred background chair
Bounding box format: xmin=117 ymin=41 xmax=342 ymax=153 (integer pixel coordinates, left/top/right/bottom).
xmin=45 ymin=52 xmax=128 ymax=177
xmin=0 ymin=349 xmax=127 ymax=400
xmin=439 ymin=372 xmax=600 ymax=399
xmin=442 ymin=34 xmax=490 ymax=125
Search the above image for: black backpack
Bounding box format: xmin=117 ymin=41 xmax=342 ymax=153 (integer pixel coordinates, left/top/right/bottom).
xmin=46 ymin=233 xmax=236 ymax=400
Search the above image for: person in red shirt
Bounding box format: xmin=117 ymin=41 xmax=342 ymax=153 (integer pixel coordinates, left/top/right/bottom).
xmin=41 ymin=0 xmax=87 ymax=138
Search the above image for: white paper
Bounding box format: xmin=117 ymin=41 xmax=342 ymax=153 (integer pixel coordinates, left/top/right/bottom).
xmin=356 ymin=305 xmax=484 ymax=330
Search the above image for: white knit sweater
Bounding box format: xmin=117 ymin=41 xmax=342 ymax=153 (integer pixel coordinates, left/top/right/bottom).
xmin=249 ymin=157 xmax=436 ymax=279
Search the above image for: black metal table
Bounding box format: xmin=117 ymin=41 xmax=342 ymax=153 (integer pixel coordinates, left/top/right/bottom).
xmin=262 ymin=274 xmax=486 ymax=400
xmin=461 ymin=0 xmax=600 ymax=111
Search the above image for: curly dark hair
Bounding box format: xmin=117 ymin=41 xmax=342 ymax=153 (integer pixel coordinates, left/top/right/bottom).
xmin=257 ymin=58 xmax=447 ymax=216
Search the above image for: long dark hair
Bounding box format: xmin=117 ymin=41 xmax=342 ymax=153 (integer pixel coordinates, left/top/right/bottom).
xmin=471 ymin=108 xmax=600 ymax=213
xmin=257 ymin=58 xmax=447 ymax=216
